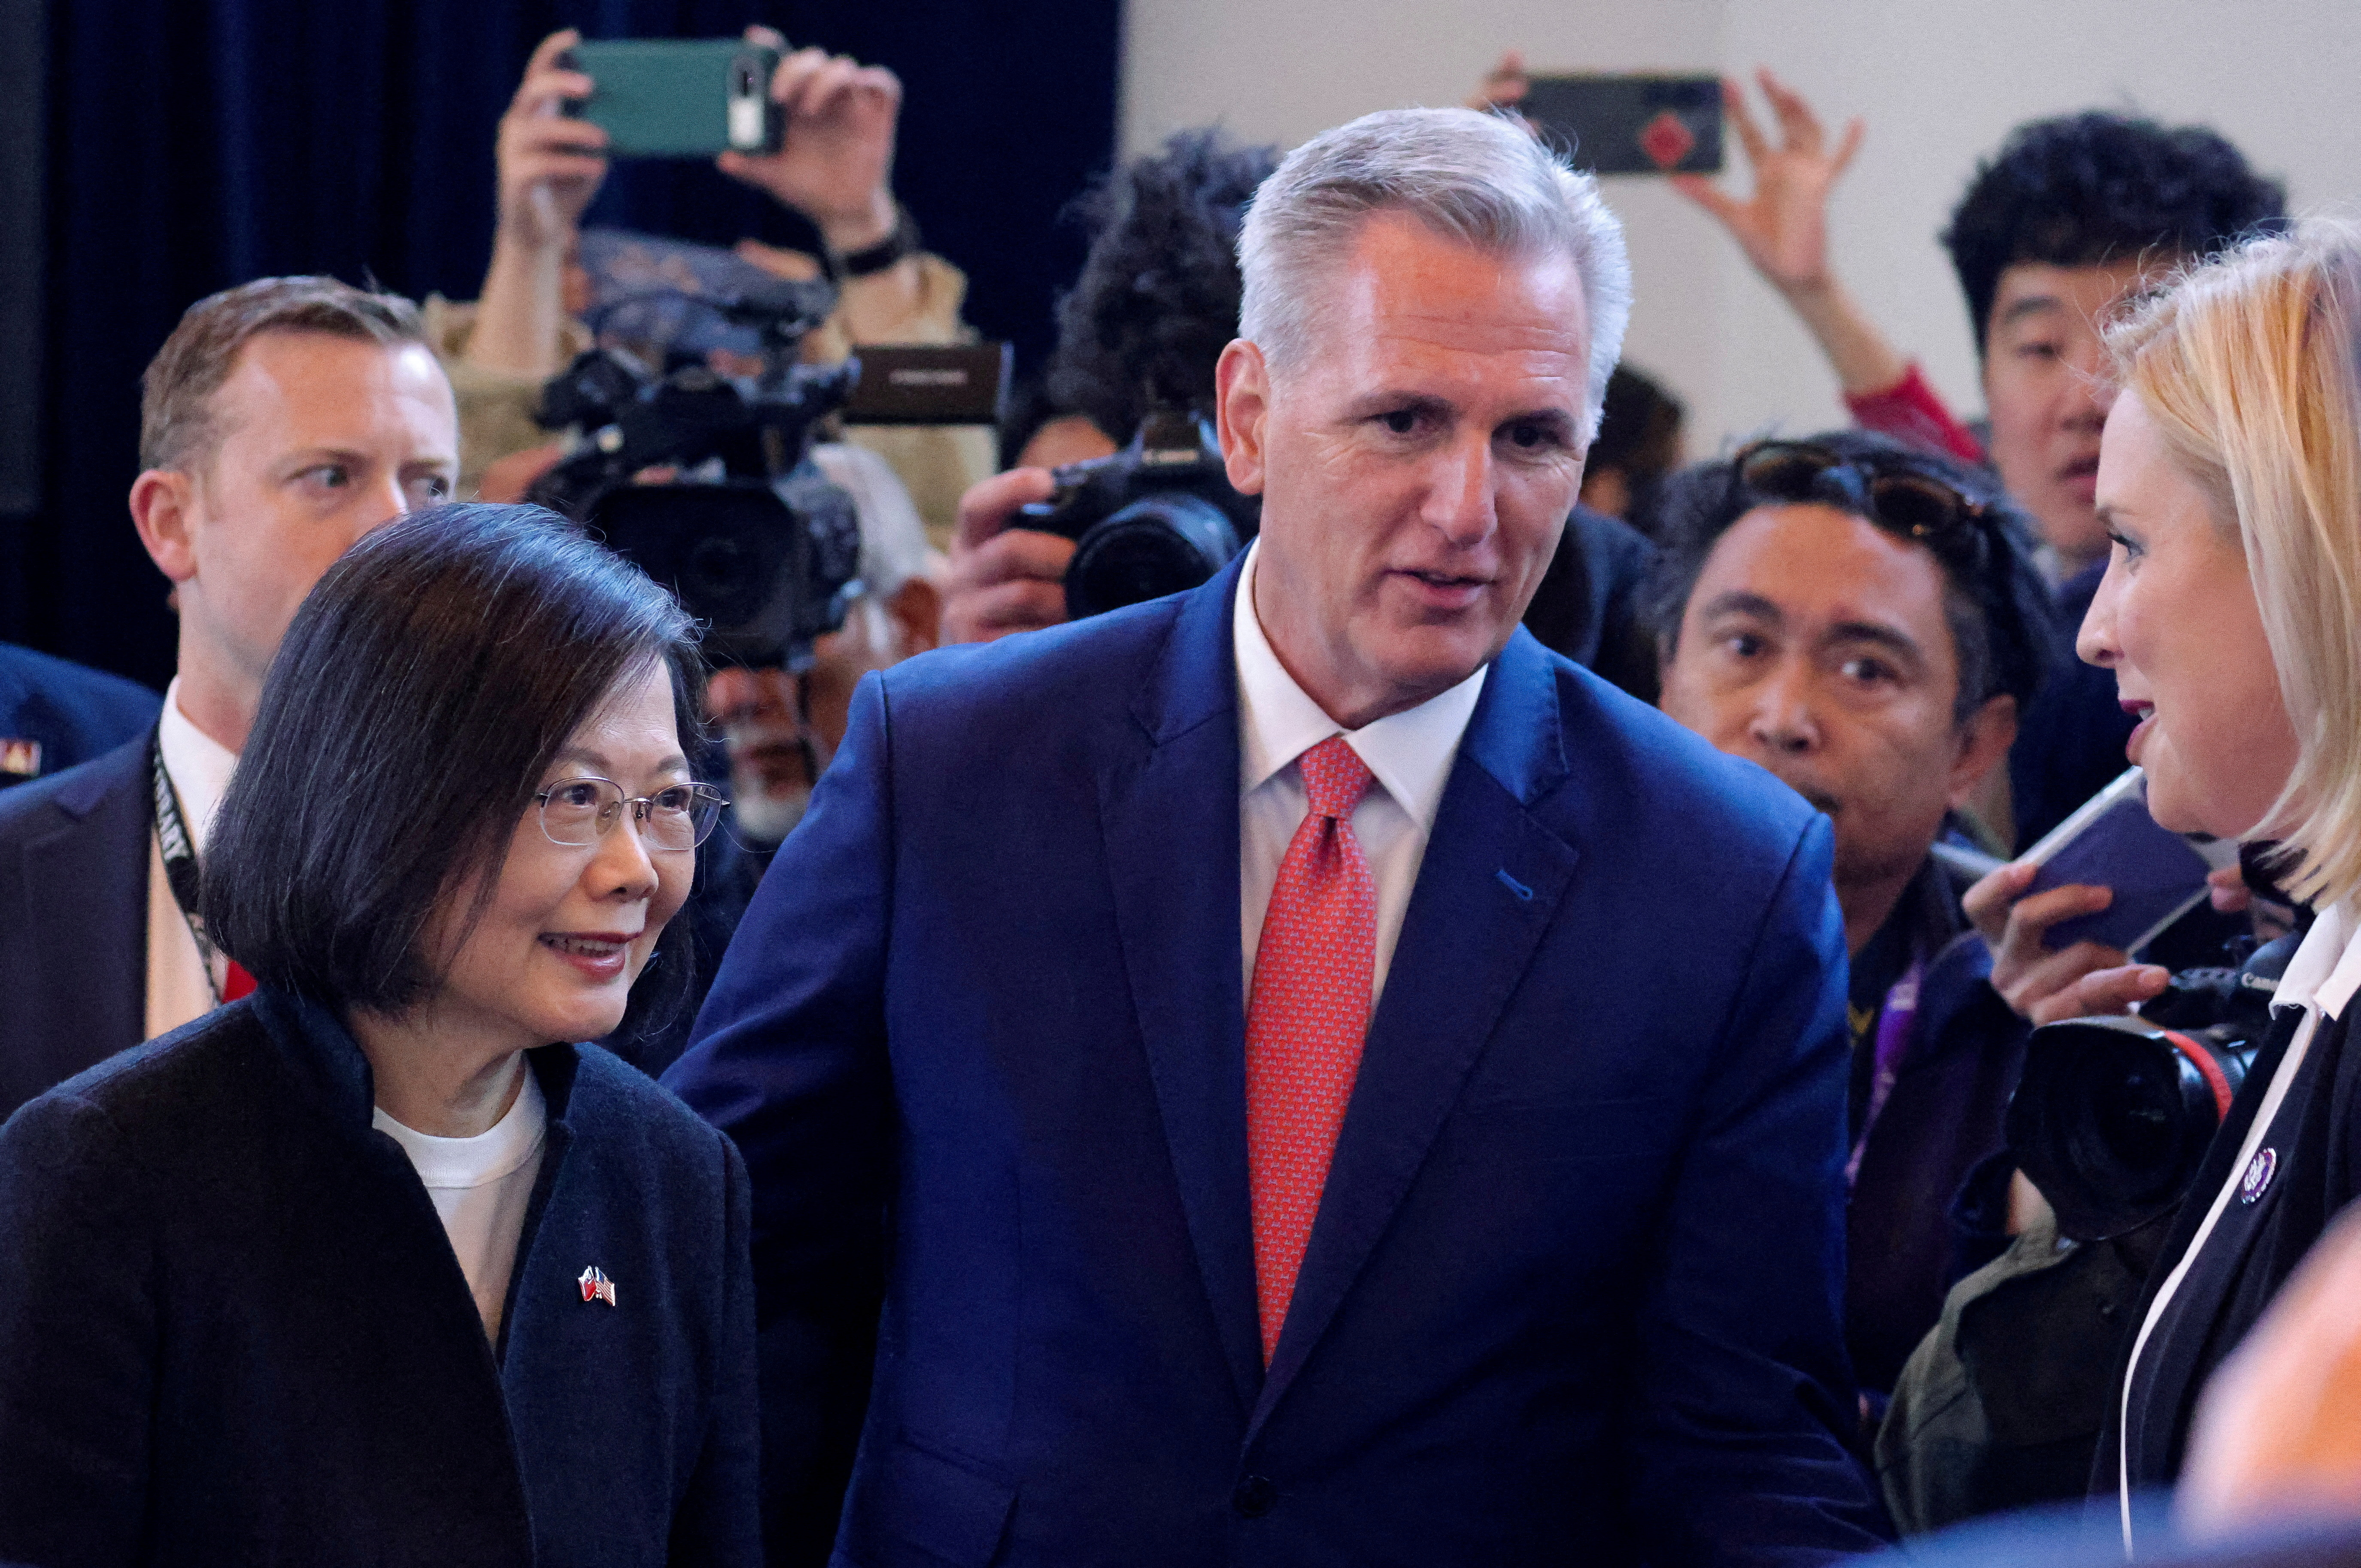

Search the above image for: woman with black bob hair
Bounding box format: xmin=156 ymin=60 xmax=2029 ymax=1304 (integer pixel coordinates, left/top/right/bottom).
xmin=0 ymin=503 xmax=757 ymax=1565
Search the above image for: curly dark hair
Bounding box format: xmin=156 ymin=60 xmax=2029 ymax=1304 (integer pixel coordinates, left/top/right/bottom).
xmin=1646 ymin=430 xmax=2063 ymax=725
xmin=1943 ymin=112 xmax=2286 ymax=355
xmin=1043 ymin=129 xmax=1281 ymax=444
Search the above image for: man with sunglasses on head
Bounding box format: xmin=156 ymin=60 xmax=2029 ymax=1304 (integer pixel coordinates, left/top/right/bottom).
xmin=1650 ymin=430 xmax=2065 ymax=1406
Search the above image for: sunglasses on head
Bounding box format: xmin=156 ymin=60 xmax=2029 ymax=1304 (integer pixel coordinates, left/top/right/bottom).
xmin=1732 ymin=440 xmax=1991 ymax=544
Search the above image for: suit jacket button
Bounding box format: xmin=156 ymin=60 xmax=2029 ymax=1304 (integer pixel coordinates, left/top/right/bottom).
xmin=1232 ymin=1475 xmax=1277 ymax=1517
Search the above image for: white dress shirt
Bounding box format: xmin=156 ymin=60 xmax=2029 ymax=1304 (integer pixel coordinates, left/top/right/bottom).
xmin=144 ymin=678 xmax=241 ymax=1040
xmin=2116 ymin=895 xmax=2361 ymax=1541
xmin=374 ymin=1067 xmax=549 ymax=1339
xmin=1233 ymin=542 xmax=1487 ymax=1006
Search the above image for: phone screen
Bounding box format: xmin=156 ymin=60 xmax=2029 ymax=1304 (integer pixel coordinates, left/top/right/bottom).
xmin=1515 ymin=74 xmax=1724 ymax=176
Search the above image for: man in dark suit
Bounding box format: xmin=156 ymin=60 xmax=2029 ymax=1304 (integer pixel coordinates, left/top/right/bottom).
xmin=0 ymin=642 xmax=159 ymax=788
xmin=0 ymin=277 xmax=456 ymax=1120
xmin=667 ymin=107 xmax=1887 ymax=1565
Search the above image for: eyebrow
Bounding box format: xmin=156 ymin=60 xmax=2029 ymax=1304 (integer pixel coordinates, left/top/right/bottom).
xmin=1698 ymin=592 xmax=1927 ymax=667
xmin=1341 ymin=389 xmax=1454 ymax=422
xmin=1995 ymin=295 xmax=2066 ymax=329
xmin=554 ymin=746 xmax=692 ymax=776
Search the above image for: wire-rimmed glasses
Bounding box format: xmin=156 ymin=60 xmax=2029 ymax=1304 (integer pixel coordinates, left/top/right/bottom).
xmin=533 ymin=776 xmax=728 ymax=852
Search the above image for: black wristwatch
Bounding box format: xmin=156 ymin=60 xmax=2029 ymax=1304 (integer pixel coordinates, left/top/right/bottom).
xmin=826 ymin=203 xmax=920 ymax=282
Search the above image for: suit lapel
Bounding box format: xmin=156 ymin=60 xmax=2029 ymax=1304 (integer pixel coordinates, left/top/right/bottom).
xmin=1250 ymin=633 xmax=1580 ymax=1436
xmin=15 ymin=740 xmax=150 ymax=1089
xmin=1097 ymin=558 xmax=1263 ymax=1412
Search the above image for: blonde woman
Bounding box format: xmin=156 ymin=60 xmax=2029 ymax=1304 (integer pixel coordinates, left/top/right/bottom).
xmin=2076 ymin=220 xmax=2361 ymax=1547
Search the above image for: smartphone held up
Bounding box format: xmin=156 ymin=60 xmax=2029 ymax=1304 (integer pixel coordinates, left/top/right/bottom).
xmin=562 ymin=39 xmax=783 ymax=158
xmin=1514 ymin=73 xmax=1724 ymax=176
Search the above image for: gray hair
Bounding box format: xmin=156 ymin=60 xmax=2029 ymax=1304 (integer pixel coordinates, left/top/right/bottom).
xmin=1237 ymin=107 xmax=1633 ymax=442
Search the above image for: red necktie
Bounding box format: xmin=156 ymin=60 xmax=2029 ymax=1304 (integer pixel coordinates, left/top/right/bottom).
xmin=1245 ymin=735 xmax=1378 ymax=1364
xmin=222 ymin=960 xmax=257 ymax=1003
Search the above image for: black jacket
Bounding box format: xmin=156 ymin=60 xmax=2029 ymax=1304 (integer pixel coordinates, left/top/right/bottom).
xmin=2103 ymin=1000 xmax=2350 ymax=1513
xmin=0 ymin=986 xmax=760 ymax=1568
xmin=0 ymin=735 xmax=149 ymax=1118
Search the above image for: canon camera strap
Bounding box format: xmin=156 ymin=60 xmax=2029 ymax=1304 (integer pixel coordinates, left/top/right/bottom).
xmin=150 ymin=727 xmax=247 ymax=1006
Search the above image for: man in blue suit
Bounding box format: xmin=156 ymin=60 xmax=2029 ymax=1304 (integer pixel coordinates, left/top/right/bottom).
xmin=0 ymin=643 xmax=159 ymax=788
xmin=667 ymin=107 xmax=1887 ymax=1565
xmin=0 ymin=278 xmax=456 ymax=1120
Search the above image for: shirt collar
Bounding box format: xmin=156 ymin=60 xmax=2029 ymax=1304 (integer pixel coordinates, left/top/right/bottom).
xmin=1231 ymin=540 xmax=1487 ymax=831
xmin=157 ymin=676 xmax=240 ymax=858
xmin=2273 ymin=897 xmax=2361 ymax=1022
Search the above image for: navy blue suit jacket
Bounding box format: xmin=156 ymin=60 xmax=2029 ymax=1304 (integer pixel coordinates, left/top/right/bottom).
xmin=666 ymin=557 xmax=1888 ymax=1566
xmin=0 ymin=642 xmax=159 ymax=788
xmin=0 ymin=986 xmax=760 ymax=1566
xmin=0 ymin=736 xmax=150 ymax=1119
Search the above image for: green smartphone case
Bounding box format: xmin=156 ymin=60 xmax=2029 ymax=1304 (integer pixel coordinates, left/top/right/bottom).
xmin=564 ymin=39 xmax=783 ymax=159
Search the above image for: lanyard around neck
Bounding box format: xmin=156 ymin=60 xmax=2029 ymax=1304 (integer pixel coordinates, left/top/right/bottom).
xmin=150 ymin=727 xmax=233 ymax=1007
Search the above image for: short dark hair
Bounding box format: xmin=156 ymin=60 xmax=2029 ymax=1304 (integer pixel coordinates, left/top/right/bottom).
xmin=1943 ymin=112 xmax=2286 ymax=355
xmin=1645 ymin=429 xmax=2062 ymax=725
xmin=140 ymin=276 xmax=431 ymax=471
xmin=204 ymin=503 xmax=703 ymax=1018
xmin=1044 ymin=128 xmax=1281 ymax=442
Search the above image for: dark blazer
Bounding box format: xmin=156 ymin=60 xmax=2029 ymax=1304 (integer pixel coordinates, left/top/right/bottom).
xmin=2103 ymin=1000 xmax=2355 ymax=1518
xmin=0 ymin=986 xmax=760 ymax=1568
xmin=0 ymin=735 xmax=151 ymax=1118
xmin=1848 ymin=909 xmax=2031 ymax=1394
xmin=665 ymin=555 xmax=1889 ymax=1566
xmin=1520 ymin=503 xmax=1660 ymax=703
xmin=0 ymin=642 xmax=159 ymax=788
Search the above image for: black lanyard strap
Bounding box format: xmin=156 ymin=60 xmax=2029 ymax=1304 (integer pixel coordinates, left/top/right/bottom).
xmin=150 ymin=726 xmax=231 ymax=1006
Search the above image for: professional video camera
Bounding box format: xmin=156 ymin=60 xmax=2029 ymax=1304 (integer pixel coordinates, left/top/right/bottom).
xmin=2007 ymin=932 xmax=2300 ymax=1242
xmin=529 ymin=228 xmax=1007 ymax=667
xmin=1015 ymin=406 xmax=1260 ymax=621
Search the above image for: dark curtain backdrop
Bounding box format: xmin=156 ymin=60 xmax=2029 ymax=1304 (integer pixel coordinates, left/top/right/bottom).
xmin=20 ymin=0 xmax=1119 ymax=687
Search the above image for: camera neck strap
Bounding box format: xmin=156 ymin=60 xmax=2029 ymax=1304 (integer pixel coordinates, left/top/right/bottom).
xmin=149 ymin=728 xmax=253 ymax=1007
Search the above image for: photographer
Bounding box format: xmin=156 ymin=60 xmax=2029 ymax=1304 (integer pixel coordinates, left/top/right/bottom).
xmin=432 ymin=27 xmax=992 ymax=532
xmin=1648 ymin=430 xmax=2061 ymax=1401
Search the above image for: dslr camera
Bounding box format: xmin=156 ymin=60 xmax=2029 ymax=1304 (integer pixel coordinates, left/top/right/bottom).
xmin=2007 ymin=932 xmax=2298 ymax=1241
xmin=1016 ymin=406 xmax=1260 ymax=620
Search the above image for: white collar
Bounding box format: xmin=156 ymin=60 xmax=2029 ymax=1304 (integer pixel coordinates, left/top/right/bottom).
xmin=1231 ymin=541 xmax=1487 ymax=832
xmin=2272 ymin=896 xmax=2361 ymax=1022
xmin=156 ymin=676 xmax=241 ymax=859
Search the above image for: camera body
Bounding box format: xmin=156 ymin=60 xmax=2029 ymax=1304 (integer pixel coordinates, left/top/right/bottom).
xmin=527 ymin=264 xmax=865 ymax=670
xmin=2008 ymin=934 xmax=2297 ymax=1241
xmin=1016 ymin=408 xmax=1260 ymax=620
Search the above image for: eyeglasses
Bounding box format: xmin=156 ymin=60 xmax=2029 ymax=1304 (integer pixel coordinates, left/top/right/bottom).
xmin=533 ymin=777 xmax=728 ymax=852
xmin=1733 ymin=440 xmax=1992 ymax=545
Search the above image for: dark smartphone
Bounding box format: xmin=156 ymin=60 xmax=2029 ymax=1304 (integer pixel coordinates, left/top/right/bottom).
xmin=1515 ymin=73 xmax=1723 ymax=176
xmin=2024 ymin=767 xmax=2240 ymax=952
xmin=563 ymin=39 xmax=782 ymax=159
xmin=840 ymin=344 xmax=1011 ymax=427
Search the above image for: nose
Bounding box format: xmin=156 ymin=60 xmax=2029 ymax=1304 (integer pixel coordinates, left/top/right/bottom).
xmin=1746 ymin=658 xmax=1823 ymax=756
xmin=585 ymin=807 xmax=664 ymax=903
xmin=1421 ymin=431 xmax=1497 ymax=546
xmin=2076 ymin=552 xmax=2124 ymax=669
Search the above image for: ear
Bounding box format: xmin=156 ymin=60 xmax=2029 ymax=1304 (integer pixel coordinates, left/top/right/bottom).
xmin=883 ymin=575 xmax=941 ymax=658
xmin=1947 ymin=693 xmax=2019 ymax=807
xmin=128 ymin=468 xmax=201 ymax=585
xmin=1214 ymin=338 xmax=1271 ymax=497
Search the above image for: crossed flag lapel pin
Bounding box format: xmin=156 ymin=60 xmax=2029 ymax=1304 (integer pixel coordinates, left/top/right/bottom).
xmin=578 ymin=1265 xmax=618 ymax=1307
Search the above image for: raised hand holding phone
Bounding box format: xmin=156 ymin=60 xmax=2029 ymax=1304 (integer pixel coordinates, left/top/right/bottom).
xmin=716 ymin=26 xmax=902 ymax=253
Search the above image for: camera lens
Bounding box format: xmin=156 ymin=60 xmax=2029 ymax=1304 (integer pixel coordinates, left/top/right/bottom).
xmin=2009 ymin=1016 xmax=2236 ymax=1241
xmin=1065 ymin=493 xmax=1242 ymax=620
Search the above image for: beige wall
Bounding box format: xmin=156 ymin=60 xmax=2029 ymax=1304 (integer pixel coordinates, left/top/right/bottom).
xmin=1120 ymin=0 xmax=2361 ymax=456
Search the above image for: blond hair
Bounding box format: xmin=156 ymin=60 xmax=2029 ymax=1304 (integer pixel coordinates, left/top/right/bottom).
xmin=2106 ymin=219 xmax=2361 ymax=907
